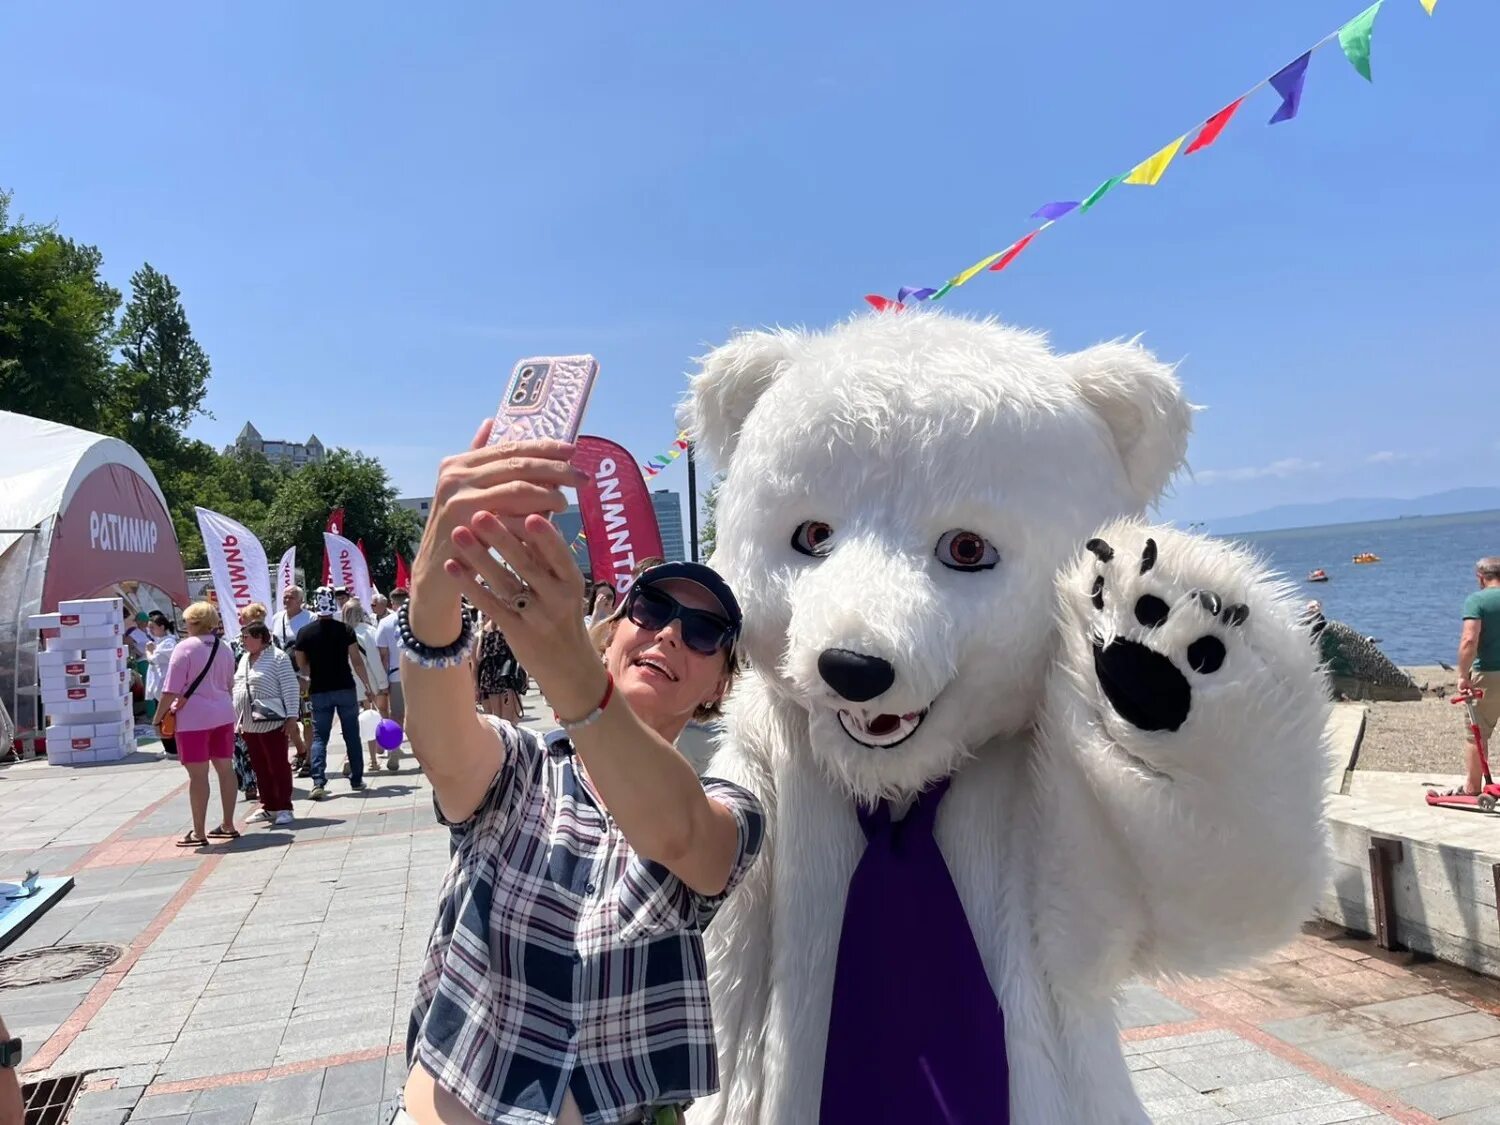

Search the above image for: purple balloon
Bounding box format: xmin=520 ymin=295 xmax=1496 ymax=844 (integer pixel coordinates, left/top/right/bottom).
xmin=375 ymin=719 xmax=404 ymax=750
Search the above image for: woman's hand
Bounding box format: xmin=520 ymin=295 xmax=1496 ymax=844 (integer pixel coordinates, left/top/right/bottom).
xmin=443 ymin=511 xmax=604 ymax=722
xmin=408 ymin=420 xmax=585 ymax=645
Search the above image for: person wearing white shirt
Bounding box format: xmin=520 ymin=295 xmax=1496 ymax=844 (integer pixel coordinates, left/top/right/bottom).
xmin=374 ymin=587 xmax=406 ymax=724
xmin=143 ymin=611 xmax=179 ymax=756
xmin=269 ymin=585 xmax=314 ymax=766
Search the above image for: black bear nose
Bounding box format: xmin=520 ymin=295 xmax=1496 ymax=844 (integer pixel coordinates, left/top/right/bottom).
xmin=817 ymin=648 xmax=895 ymax=703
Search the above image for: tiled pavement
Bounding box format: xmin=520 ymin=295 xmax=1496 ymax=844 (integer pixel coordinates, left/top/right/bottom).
xmin=11 ymin=701 xmax=1500 ymax=1120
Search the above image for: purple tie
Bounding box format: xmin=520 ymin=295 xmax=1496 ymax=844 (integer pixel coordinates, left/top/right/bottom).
xmin=820 ymin=778 xmax=1010 ymax=1124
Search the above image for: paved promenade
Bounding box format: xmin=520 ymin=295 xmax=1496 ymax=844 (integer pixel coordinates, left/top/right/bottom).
xmin=9 ymin=696 xmax=1500 ymax=1121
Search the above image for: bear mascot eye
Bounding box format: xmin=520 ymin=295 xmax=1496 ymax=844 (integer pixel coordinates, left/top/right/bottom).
xmin=791 ymin=520 xmax=834 ymax=557
xmin=936 ymin=529 xmax=999 ymax=572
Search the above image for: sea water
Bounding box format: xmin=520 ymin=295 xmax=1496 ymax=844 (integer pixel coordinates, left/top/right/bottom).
xmin=1218 ymin=510 xmax=1500 ymax=666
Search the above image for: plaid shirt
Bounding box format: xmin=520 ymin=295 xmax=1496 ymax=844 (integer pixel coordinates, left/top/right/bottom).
xmin=407 ymin=717 xmax=764 ymax=1124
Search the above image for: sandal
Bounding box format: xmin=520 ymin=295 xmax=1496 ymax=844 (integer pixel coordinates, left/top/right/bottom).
xmin=176 ymin=830 xmax=207 ymax=848
xmin=207 ymin=826 xmax=241 ymax=839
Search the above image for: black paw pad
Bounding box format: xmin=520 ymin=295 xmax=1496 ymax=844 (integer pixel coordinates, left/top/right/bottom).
xmin=1134 ymin=594 xmax=1170 ymax=628
xmin=1093 ymin=637 xmax=1191 ymax=732
xmin=1090 ymin=575 xmax=1105 ymax=610
xmin=1187 ymin=636 xmax=1226 ymax=674
xmin=1221 ymin=603 xmax=1250 ymax=627
xmin=1086 ymin=538 xmax=1114 ymax=562
xmin=1139 ymin=538 xmax=1158 ymax=575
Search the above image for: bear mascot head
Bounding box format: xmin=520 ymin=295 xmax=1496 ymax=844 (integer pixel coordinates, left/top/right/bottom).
xmin=686 ymin=308 xmax=1192 ymax=799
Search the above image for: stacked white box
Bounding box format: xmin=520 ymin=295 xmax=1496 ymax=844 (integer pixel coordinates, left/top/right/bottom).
xmin=28 ymin=597 xmax=137 ymax=765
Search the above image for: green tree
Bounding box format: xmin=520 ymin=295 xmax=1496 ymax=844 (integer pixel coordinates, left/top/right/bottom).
xmin=153 ymin=441 xmax=289 ymax=568
xmin=698 ymin=474 xmax=725 ymax=560
xmin=111 ymin=263 xmax=212 ymax=463
xmin=0 ymin=191 xmax=121 ymax=426
xmin=261 ymin=449 xmax=423 ymax=593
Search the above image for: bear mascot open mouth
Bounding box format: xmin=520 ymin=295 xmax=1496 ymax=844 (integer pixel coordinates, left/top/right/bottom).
xmin=835 ymin=705 xmax=929 ymax=748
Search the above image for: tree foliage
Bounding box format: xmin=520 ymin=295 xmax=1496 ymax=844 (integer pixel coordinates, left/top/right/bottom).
xmin=699 ymin=474 xmax=725 ymax=561
xmin=0 ymin=191 xmax=122 ymax=427
xmin=262 ymin=450 xmax=423 ymax=592
xmin=0 ymin=187 xmax=421 ymax=587
xmin=111 ymin=263 xmax=213 ymax=463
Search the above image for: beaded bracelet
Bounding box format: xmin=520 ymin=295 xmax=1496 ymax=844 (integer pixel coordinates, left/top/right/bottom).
xmin=395 ymin=602 xmax=475 ymax=669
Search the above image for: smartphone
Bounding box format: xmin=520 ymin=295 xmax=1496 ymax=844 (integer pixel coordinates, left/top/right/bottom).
xmin=487 ymin=355 xmax=599 ymax=447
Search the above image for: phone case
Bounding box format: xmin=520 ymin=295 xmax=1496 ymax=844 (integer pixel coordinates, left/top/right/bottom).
xmin=487 ymin=354 xmax=599 ymax=446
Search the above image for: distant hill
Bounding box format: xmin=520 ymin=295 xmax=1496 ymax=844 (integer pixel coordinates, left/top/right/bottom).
xmin=1197 ymin=488 xmax=1500 ymax=535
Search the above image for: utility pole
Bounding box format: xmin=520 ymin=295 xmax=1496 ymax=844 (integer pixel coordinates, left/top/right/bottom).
xmin=687 ymin=441 xmax=700 ymax=562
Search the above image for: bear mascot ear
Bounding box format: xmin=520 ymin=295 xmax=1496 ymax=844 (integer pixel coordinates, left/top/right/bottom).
xmin=681 ymin=328 xmax=801 ymax=469
xmin=1062 ymin=338 xmax=1194 ymax=508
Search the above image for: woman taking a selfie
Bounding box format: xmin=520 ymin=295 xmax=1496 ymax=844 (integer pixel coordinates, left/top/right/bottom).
xmin=396 ymin=423 xmax=763 ymax=1125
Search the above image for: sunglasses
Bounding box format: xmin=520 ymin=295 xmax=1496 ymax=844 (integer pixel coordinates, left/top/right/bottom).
xmin=625 ymin=585 xmax=737 ymax=657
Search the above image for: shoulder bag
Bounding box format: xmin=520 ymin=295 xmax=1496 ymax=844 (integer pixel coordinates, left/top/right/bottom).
xmin=244 ymin=650 xmax=289 ymax=724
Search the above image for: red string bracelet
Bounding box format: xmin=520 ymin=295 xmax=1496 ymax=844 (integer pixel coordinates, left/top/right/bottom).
xmin=559 ymin=672 xmax=614 ymax=734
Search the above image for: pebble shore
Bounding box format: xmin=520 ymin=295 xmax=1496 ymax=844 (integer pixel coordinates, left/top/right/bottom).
xmin=1354 ymin=664 xmax=1472 ymax=774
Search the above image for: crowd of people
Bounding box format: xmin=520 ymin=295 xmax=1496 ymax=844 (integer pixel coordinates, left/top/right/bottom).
xmin=139 ymin=558 xmax=663 ymax=845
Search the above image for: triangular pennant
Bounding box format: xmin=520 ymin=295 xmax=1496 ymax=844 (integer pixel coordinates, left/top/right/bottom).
xmin=1339 ymin=1 xmax=1384 ymax=81
xmin=865 ymin=294 xmax=896 ymax=311
xmin=928 ymin=281 xmax=955 ymax=301
xmin=1419 ymin=0 xmax=1436 ymax=12
xmin=987 ymin=231 xmax=1040 ymax=273
xmin=1268 ymin=52 xmax=1312 ymax=124
xmin=952 ymin=251 xmax=1007 ymax=288
xmin=1079 ymin=174 xmax=1126 ymax=213
xmin=1031 ymin=201 xmax=1079 ymax=221
xmin=1184 ymin=98 xmax=1245 ymax=154
xmin=1124 ymin=136 xmax=1186 ymax=186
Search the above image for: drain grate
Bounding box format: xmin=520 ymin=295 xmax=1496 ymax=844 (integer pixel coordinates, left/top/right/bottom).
xmin=21 ymin=1073 xmax=84 ymax=1125
xmin=0 ymin=942 xmax=122 ymax=989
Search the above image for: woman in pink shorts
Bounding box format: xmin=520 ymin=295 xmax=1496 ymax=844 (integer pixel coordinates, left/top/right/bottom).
xmin=158 ymin=601 xmax=239 ymax=848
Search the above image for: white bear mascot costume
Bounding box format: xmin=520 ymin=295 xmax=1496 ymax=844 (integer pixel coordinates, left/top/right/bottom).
xmin=684 ymin=309 xmax=1329 ymax=1124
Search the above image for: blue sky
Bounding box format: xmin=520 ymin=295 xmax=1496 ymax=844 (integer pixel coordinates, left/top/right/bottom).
xmin=4 ymin=0 xmax=1495 ymax=532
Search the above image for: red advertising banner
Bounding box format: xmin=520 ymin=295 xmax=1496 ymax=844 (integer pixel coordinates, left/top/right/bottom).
xmin=322 ymin=508 xmax=344 ymax=585
xmin=41 ymin=463 xmax=190 ymax=609
xmin=573 ymin=436 xmax=665 ymax=595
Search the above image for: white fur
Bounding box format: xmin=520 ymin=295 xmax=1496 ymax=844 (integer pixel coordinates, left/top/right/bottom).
xmin=687 ymin=310 xmax=1330 ymax=1123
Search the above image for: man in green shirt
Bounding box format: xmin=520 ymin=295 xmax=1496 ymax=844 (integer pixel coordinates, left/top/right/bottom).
xmin=1455 ymin=557 xmax=1500 ymax=794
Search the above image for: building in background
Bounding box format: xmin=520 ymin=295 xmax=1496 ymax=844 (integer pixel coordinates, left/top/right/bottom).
xmin=553 ymin=488 xmax=687 ymax=576
xmin=397 ymin=496 xmax=433 ymax=522
xmin=230 ymin=423 xmax=325 ymax=469
xmin=651 ymin=491 xmax=686 ymax=563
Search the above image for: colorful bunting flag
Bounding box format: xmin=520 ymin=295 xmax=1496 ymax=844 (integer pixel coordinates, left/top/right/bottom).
xmin=1184 ymin=98 xmax=1245 ymax=154
xmin=987 ymin=231 xmax=1039 ymax=273
xmin=866 ymin=294 xmax=898 ymax=311
xmin=1124 ymin=136 xmax=1186 ymax=186
xmin=951 ymin=251 xmax=1008 ymax=288
xmin=868 ymin=0 xmax=1440 ymax=305
xmin=1339 ymin=1 xmax=1384 ymax=80
xmin=1268 ymin=51 xmax=1312 ymax=124
xmin=1079 ymin=174 xmax=1126 ymax=213
xmin=1032 ymin=201 xmax=1079 ymax=220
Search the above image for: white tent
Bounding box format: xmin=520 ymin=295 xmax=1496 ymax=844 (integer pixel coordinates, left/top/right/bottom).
xmin=0 ymin=411 xmax=188 ymax=748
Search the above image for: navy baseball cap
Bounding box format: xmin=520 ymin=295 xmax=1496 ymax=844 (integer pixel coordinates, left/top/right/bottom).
xmin=629 ymin=562 xmax=742 ymax=638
